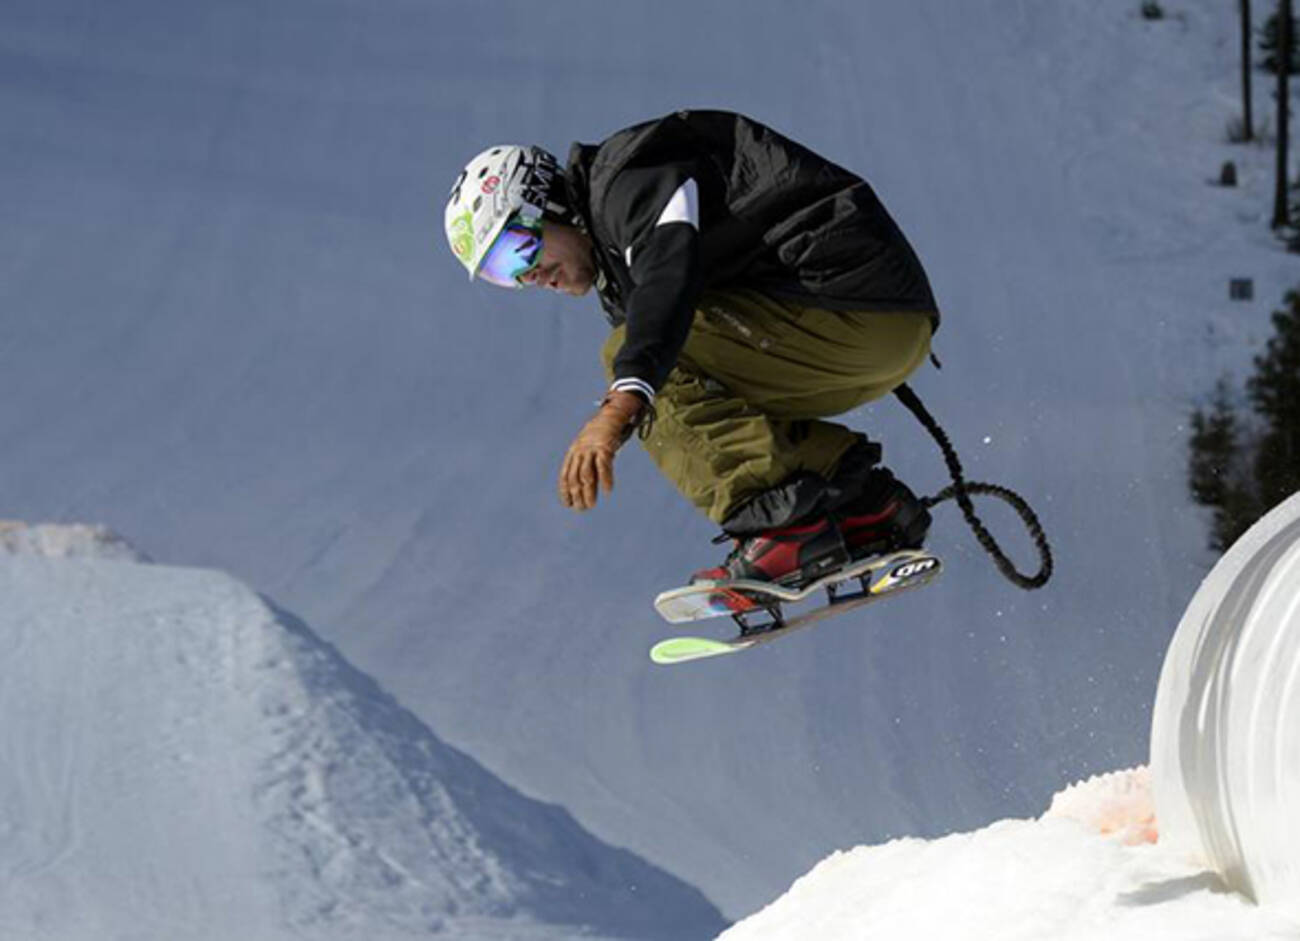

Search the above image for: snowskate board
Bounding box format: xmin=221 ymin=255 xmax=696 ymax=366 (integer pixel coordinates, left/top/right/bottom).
xmin=650 ymin=549 xmax=942 ymax=665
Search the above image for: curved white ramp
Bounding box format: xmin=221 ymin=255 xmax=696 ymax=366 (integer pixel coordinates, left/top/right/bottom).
xmin=1150 ymin=493 xmax=1300 ymax=912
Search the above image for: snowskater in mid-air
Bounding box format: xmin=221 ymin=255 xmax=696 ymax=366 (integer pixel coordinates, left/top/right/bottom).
xmin=444 ymin=110 xmax=939 ymax=591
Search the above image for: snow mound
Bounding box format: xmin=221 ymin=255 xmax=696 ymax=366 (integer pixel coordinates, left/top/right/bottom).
xmin=0 ymin=552 xmax=725 ymax=940
xmin=0 ymin=520 xmax=145 ymax=561
xmin=1043 ymin=767 xmax=1156 ymax=846
xmin=1151 ymin=492 xmax=1300 ymax=914
xmin=720 ymin=772 xmax=1299 ymax=941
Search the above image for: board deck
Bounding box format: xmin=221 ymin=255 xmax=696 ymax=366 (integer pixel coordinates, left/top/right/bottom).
xmin=649 ymin=551 xmax=943 ymax=665
xmin=653 ymin=549 xmax=940 ymax=624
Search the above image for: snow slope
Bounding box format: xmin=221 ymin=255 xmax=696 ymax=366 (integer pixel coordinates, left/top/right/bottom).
xmin=0 ymin=526 xmax=726 ymax=940
xmin=1 ymin=0 xmax=1297 ymax=919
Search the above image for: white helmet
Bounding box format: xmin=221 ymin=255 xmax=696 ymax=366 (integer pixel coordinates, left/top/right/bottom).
xmin=444 ymin=144 xmax=566 ymax=281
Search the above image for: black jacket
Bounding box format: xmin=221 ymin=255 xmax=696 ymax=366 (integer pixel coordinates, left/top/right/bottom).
xmin=564 ymin=110 xmax=939 ymax=399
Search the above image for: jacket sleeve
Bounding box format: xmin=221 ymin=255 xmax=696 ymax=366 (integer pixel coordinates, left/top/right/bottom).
xmin=601 ymin=164 xmax=706 ymax=403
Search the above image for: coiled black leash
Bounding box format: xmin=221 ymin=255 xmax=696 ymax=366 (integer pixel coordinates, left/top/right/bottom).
xmin=894 ymin=383 xmax=1053 ymax=590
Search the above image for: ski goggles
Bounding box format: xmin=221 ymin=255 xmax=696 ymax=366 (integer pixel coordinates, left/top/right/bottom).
xmin=476 ymin=216 xmax=544 ymax=288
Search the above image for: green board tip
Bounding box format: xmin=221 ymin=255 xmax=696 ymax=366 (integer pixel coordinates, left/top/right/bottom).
xmin=650 ymin=636 xmax=738 ymax=665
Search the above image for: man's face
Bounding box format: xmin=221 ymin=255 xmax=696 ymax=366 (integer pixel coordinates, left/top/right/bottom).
xmin=518 ymin=221 xmax=596 ymax=296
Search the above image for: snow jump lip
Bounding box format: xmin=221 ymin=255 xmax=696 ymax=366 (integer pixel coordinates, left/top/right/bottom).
xmin=1150 ymin=491 xmax=1300 ymax=914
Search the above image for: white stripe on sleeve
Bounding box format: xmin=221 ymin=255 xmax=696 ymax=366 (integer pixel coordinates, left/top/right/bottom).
xmin=655 ymin=178 xmax=699 ymax=229
xmin=610 ymin=377 xmax=656 ymax=404
xmin=625 ymin=178 xmax=699 ymax=269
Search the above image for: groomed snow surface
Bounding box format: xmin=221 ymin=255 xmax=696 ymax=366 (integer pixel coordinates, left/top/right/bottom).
xmin=0 ymin=525 xmax=726 ymax=941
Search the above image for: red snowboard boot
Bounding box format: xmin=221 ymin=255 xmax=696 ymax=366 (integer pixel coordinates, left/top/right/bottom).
xmin=691 ymin=470 xmax=931 ymax=589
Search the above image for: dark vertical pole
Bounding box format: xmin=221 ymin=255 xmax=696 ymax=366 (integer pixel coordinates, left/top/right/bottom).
xmin=1273 ymin=0 xmax=1292 ymax=229
xmin=1243 ymin=0 xmax=1254 ymax=140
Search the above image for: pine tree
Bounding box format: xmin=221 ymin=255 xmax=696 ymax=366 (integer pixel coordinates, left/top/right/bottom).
xmin=1188 ymin=378 xmax=1260 ymax=550
xmin=1189 ymin=378 xmax=1242 ymax=508
xmin=1260 ymin=8 xmax=1300 ymax=73
xmin=1247 ymin=290 xmax=1300 ymax=508
xmin=1187 ymin=290 xmax=1300 ymax=552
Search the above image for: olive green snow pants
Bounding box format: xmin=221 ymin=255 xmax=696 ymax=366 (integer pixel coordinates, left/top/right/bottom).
xmin=601 ymin=288 xmax=933 ymax=524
